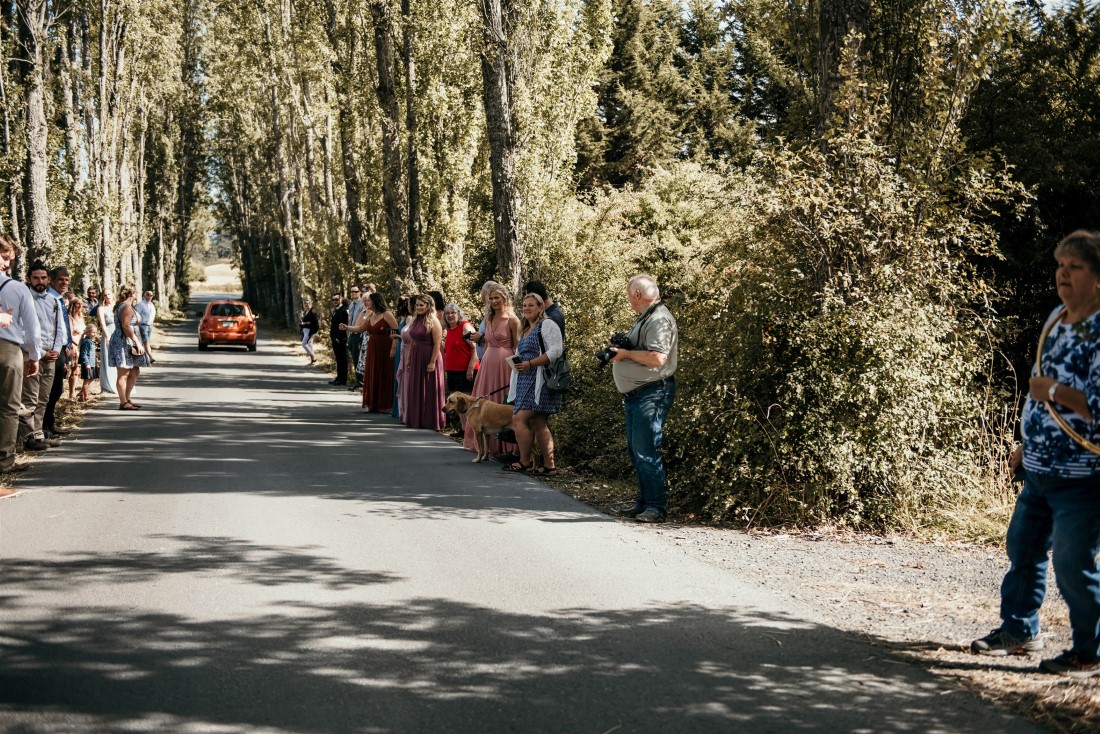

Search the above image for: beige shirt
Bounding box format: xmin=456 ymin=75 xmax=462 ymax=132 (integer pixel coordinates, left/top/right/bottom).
xmin=612 ymin=303 xmax=677 ymax=394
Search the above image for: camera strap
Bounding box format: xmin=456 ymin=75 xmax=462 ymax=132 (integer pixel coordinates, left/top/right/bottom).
xmin=630 ymin=300 xmax=662 ymax=347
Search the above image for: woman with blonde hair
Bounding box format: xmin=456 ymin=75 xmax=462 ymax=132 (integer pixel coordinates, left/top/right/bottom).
xmin=66 ymin=299 xmax=88 ymax=400
xmin=97 ymin=290 xmax=117 ymax=394
xmin=463 ymin=284 xmax=521 ymax=455
xmin=504 ymin=293 xmax=562 ymax=474
xmin=107 ymin=284 xmax=150 ymax=409
xmin=401 ymin=294 xmax=446 ymax=429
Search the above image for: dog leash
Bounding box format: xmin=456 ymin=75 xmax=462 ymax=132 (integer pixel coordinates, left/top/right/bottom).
xmin=476 ymin=384 xmax=509 ymax=400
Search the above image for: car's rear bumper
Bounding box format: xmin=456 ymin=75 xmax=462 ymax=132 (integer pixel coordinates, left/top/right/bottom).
xmin=199 ymin=330 xmax=256 ymax=345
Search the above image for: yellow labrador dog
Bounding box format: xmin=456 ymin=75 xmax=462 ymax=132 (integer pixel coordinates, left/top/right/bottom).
xmin=445 ymin=392 xmax=516 ymax=463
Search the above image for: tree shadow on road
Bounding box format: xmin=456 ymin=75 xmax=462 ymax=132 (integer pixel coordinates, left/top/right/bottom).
xmin=0 ymin=535 xmax=401 ymax=592
xmin=0 ymin=583 xmax=1035 ymax=733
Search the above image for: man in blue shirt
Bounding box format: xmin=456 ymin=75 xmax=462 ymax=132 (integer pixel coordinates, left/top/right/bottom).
xmin=42 ymin=267 xmax=75 ymax=440
xmin=20 ymin=262 xmax=66 ymax=451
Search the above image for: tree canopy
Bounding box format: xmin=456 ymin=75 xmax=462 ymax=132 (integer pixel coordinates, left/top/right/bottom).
xmin=3 ymin=0 xmax=1099 ymax=532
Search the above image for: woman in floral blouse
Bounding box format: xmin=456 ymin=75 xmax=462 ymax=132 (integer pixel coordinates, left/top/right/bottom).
xmin=972 ymin=230 xmax=1100 ymax=678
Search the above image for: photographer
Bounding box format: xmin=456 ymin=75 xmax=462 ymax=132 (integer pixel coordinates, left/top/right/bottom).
xmin=610 ymin=275 xmax=678 ymax=523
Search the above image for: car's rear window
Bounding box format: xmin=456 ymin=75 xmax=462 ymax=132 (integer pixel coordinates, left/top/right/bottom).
xmin=210 ymin=303 xmax=246 ymax=317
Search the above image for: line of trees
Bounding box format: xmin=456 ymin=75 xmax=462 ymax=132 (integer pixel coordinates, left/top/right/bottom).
xmin=0 ymin=0 xmax=205 ymax=303
xmin=5 ymin=0 xmax=1099 ymax=531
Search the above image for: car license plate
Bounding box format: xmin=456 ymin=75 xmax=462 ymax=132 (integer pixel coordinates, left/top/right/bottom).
xmin=220 ymin=320 xmax=234 ymax=328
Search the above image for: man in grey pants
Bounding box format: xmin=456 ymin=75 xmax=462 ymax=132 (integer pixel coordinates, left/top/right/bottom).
xmin=19 ymin=261 xmax=66 ymax=452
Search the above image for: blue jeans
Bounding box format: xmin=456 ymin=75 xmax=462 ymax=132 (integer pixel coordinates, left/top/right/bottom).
xmin=624 ymin=379 xmax=676 ymax=515
xmin=1000 ymin=471 xmax=1100 ymax=658
xmin=139 ymin=324 xmax=152 ymax=344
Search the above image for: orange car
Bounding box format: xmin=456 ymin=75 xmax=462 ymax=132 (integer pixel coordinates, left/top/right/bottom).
xmin=198 ymin=300 xmax=258 ymax=351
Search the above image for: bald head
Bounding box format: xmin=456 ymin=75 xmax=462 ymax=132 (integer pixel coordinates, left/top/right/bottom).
xmin=628 ymin=274 xmax=660 ymax=305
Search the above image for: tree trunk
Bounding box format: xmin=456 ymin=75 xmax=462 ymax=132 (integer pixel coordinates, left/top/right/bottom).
xmin=174 ymin=0 xmax=205 ymax=297
xmin=816 ymin=0 xmax=870 ymax=130
xmin=59 ymin=19 xmax=83 ymax=201
xmin=403 ymin=0 xmax=421 ymax=282
xmin=272 ymin=82 xmax=302 ymax=326
xmin=370 ymin=0 xmax=412 ymax=290
xmin=19 ymin=0 xmax=53 ymax=260
xmin=0 ymin=21 xmax=17 ymax=242
xmin=323 ymin=0 xmax=368 ymax=263
xmin=478 ymin=0 xmax=522 ymax=296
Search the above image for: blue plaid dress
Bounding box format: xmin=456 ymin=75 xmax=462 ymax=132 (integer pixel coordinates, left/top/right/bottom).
xmin=512 ymin=323 xmax=562 ymax=414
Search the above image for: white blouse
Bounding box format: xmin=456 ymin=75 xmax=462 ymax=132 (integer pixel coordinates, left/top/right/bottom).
xmin=507 ymin=318 xmax=564 ymax=406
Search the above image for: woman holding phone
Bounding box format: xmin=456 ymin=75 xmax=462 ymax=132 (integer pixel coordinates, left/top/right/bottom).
xmin=504 ymin=292 xmax=563 ymax=474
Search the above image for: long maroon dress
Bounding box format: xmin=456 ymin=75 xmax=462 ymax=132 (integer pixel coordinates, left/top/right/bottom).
xmin=402 ymin=318 xmax=445 ymax=430
xmin=361 ymin=316 xmax=394 ymax=412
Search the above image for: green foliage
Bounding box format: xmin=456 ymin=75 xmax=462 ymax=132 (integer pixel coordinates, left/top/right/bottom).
xmin=963 ymin=0 xmax=1100 ymax=380
xmin=554 ymin=66 xmax=1022 ymax=532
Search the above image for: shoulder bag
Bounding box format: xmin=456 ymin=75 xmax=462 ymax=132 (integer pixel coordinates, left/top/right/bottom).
xmin=537 ymin=323 xmax=571 ymax=395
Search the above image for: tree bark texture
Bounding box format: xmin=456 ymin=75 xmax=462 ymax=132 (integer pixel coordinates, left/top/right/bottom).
xmin=479 ymin=0 xmax=522 ymax=296
xmin=402 ymin=0 xmax=421 ymax=282
xmin=175 ymin=0 xmax=205 ymax=296
xmin=323 ymin=0 xmax=368 ymax=264
xmin=18 ymin=0 xmax=52 ymax=260
xmin=272 ymin=82 xmax=302 ymax=327
xmin=371 ymin=0 xmax=413 ymax=291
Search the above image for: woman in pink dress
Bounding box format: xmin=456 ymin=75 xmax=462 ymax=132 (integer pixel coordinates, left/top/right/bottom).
xmin=463 ymin=285 xmax=521 ymax=455
xmin=402 ymin=294 xmax=446 ymax=430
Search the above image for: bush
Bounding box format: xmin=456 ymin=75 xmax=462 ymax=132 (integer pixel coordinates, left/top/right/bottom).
xmin=550 ymin=123 xmax=1019 ymax=535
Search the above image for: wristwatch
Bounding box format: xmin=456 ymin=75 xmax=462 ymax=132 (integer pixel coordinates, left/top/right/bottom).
xmin=1048 ymin=382 xmax=1058 ymax=402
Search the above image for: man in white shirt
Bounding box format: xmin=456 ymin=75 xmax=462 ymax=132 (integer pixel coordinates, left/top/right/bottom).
xmin=0 ymin=235 xmax=41 ymax=473
xmin=18 ymin=261 xmax=63 ymax=452
xmin=135 ymin=290 xmax=156 ymax=363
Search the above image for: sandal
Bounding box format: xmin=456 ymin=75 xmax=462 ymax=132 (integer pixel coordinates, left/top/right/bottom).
xmin=119 ymin=402 xmax=141 ymax=410
xmin=502 ymin=462 xmax=531 ymax=473
xmin=532 ymin=467 xmax=557 ymax=476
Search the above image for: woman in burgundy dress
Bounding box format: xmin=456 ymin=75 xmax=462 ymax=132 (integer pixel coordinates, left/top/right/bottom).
xmin=402 ymin=294 xmax=446 ymax=430
xmin=343 ymin=292 xmax=398 ymax=413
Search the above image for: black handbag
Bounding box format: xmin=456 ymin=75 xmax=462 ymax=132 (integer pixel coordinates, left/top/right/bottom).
xmin=537 ymin=326 xmax=571 ymax=395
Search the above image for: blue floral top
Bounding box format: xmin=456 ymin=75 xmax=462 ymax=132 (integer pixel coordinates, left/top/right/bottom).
xmin=1021 ymin=307 xmax=1100 ymax=477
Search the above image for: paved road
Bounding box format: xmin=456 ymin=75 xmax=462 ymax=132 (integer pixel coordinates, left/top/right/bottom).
xmin=0 ymin=298 xmax=1046 ymax=733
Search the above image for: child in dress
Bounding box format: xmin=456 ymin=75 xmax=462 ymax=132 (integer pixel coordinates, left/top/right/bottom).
xmin=79 ymin=325 xmax=99 ymax=401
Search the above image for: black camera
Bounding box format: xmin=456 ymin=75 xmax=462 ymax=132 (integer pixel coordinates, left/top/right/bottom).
xmin=596 ymin=332 xmax=633 ymax=370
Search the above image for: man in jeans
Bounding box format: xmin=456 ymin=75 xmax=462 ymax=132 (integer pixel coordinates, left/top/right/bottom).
xmin=20 ymin=261 xmax=67 ymax=452
xmin=610 ymin=274 xmax=677 ymax=523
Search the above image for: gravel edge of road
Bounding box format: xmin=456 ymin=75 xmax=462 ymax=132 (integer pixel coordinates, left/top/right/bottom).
xmin=541 ymin=473 xmax=1100 ymax=734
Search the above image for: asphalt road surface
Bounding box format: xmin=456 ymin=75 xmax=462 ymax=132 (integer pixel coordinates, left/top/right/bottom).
xmin=0 ymin=296 xmax=1046 ymax=733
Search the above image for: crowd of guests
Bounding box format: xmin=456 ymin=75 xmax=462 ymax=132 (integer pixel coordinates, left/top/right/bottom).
xmin=0 ymin=233 xmax=158 ymax=474
xmin=321 ymin=279 xmax=565 ymax=472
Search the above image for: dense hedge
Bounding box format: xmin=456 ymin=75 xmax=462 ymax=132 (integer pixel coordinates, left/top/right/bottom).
xmin=539 ymin=116 xmax=1020 ymax=536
